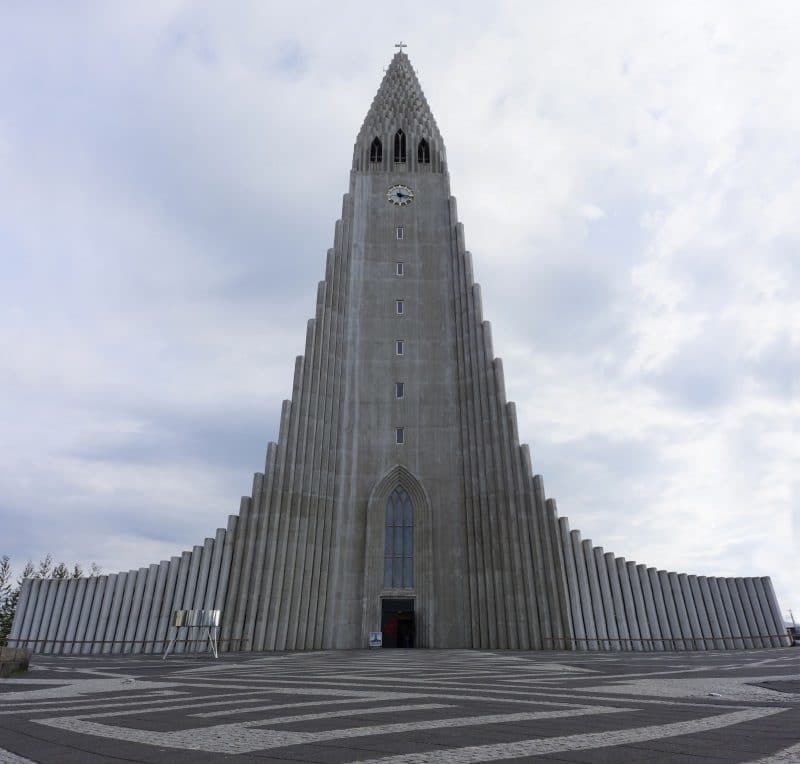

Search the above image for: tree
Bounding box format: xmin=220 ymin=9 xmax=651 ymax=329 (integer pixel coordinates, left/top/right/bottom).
xmin=0 ymin=555 xmax=101 ymax=647
xmin=0 ymin=556 xmax=18 ymax=648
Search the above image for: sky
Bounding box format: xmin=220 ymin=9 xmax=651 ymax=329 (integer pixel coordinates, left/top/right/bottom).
xmin=1 ymin=2 xmax=797 ymax=621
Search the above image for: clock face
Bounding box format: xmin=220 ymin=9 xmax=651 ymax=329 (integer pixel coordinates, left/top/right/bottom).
xmin=386 ymin=184 xmax=414 ymax=206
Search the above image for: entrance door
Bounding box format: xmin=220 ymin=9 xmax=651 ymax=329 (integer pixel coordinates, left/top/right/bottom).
xmin=381 ymin=598 xmax=415 ymax=648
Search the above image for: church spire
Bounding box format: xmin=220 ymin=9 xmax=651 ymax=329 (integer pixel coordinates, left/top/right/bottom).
xmin=353 ymin=49 xmax=446 ymax=173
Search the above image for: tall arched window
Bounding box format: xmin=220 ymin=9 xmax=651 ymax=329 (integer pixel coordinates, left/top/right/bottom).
xmin=370 ymin=137 xmax=382 ymax=163
xmin=417 ymin=138 xmax=430 ymax=164
xmin=384 ymin=486 xmax=413 ymax=588
xmin=393 ymin=129 xmax=406 ymax=163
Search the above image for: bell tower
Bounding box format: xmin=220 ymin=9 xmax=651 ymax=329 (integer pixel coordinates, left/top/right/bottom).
xmin=329 ymin=49 xmax=573 ymax=649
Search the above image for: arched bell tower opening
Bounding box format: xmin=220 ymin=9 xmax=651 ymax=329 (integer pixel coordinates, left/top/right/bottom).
xmin=393 ymin=129 xmax=406 ymax=164
xmin=363 ymin=466 xmax=433 ymax=647
xmin=417 ymin=138 xmax=430 ymax=164
xmin=369 ymin=136 xmax=382 ymax=164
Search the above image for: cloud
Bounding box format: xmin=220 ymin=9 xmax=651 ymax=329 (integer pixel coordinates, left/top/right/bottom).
xmin=0 ymin=2 xmax=797 ymax=619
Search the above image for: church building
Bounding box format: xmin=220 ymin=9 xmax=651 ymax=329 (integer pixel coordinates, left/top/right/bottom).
xmin=9 ymin=50 xmax=789 ymax=653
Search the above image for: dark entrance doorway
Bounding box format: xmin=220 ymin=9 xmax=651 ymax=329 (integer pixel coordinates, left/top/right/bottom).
xmin=381 ymin=598 xmax=415 ymax=648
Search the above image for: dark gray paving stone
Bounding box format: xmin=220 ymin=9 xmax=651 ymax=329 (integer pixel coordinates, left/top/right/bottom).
xmin=0 ymin=648 xmax=797 ymax=764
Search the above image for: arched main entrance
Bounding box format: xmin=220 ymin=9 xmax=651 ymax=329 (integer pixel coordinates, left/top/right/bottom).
xmin=381 ymin=598 xmax=415 ymax=648
xmin=362 ymin=466 xmax=433 ymax=647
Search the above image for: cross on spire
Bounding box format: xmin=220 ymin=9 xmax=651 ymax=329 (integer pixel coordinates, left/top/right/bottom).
xmin=394 ymin=41 xmax=407 ymax=52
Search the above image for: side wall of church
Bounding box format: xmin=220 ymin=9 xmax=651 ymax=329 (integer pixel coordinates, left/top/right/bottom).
xmin=8 ymin=516 xmax=238 ymax=655
xmin=556 ymin=515 xmax=790 ymax=650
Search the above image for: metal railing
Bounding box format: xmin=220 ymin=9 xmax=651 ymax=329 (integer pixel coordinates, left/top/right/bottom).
xmin=543 ymin=633 xmax=793 ymax=650
xmin=6 ymin=637 xmax=248 ymax=655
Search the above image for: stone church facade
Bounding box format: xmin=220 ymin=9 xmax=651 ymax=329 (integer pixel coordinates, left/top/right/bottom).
xmin=10 ymin=52 xmax=788 ymax=653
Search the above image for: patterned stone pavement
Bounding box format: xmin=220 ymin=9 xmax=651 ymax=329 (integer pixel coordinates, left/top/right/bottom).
xmin=0 ymin=648 xmax=798 ymax=763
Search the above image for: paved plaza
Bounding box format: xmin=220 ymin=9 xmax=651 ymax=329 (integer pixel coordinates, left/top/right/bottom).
xmin=0 ymin=648 xmax=798 ymax=763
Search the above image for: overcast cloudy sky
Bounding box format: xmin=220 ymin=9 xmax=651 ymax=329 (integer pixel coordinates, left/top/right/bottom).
xmin=1 ymin=2 xmax=797 ymax=620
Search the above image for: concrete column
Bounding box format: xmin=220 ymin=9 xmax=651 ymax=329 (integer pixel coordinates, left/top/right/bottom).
xmin=447 ymin=227 xmax=477 ymax=647
xmin=220 ymin=495 xmax=252 ymax=653
xmin=44 ymin=579 xmax=69 ymax=655
xmin=473 ymin=360 xmax=504 ymax=649
xmin=192 ymin=538 xmax=214 ymax=612
xmin=545 ymin=499 xmax=571 ymax=649
xmin=74 ymin=576 xmax=101 ymax=655
xmin=94 ymin=573 xmax=119 ymax=655
xmin=8 ymin=579 xmax=33 ymax=648
xmin=521 ymin=457 xmax=553 ymax=650
xmin=637 ymin=564 xmax=663 ymax=651
xmin=249 ymin=456 xmax=279 ymax=651
xmin=495 ymin=375 xmax=532 ymax=650
xmin=534 ymin=476 xmax=561 ymax=649
xmin=617 ymin=559 xmax=642 ymax=651
xmin=678 ymin=574 xmax=704 ymax=650
xmin=559 ymin=517 xmax=586 ymax=650
xmin=27 ymin=578 xmax=52 ymax=653
xmin=203 ymin=528 xmax=226 ymax=611
xmin=154 ymin=557 xmax=181 ymax=654
xmin=134 ymin=564 xmax=159 ymax=653
xmin=215 ymin=516 xmax=238 ymax=649
xmin=508 ymin=407 xmax=542 ymax=650
xmin=687 ymin=575 xmax=712 ymax=650
xmin=605 ymin=553 xmax=630 ymax=649
xmin=761 ymin=577 xmax=790 ymax=647
xmin=144 ymin=561 xmax=169 ymax=654
xmin=546 ymin=499 xmax=573 ymax=650
xmin=27 ymin=580 xmax=47 ymax=652
xmin=570 ymin=530 xmax=597 ymax=650
xmin=267 ymin=362 xmax=308 ymax=652
xmin=455 ymin=254 xmax=494 ymax=649
xmin=258 ymin=407 xmax=292 ymax=650
xmin=744 ymin=577 xmax=771 ymax=647
xmin=63 ymin=578 xmax=87 ymax=654
xmin=283 ymin=317 xmax=321 ymax=650
xmin=122 ymin=568 xmax=148 ymax=654
xmin=170 ymin=552 xmax=192 ymax=654
xmin=735 ymin=577 xmax=764 ymax=648
xmin=647 ymin=568 xmax=673 ymax=649
xmin=236 ymin=473 xmax=266 ymax=645
xmin=751 ymin=577 xmax=780 ymax=648
xmin=690 ymin=576 xmax=716 ymax=649
xmin=725 ymin=577 xmax=754 ymax=649
xmin=594 ymin=548 xmax=619 ymax=650
xmin=36 ymin=580 xmax=57 ymax=654
xmin=707 ymin=577 xmax=738 ymax=650
xmin=697 ymin=577 xmax=725 ymax=650
xmin=669 ymin=572 xmax=693 ymax=650
xmin=658 ymin=571 xmax=682 ymax=650
xmin=315 ymin=234 xmax=352 ymax=650
xmin=111 ymin=570 xmax=136 ymax=654
xmin=50 ymin=579 xmax=75 ymax=655
xmin=296 ymin=280 xmax=336 ymax=650
xmin=181 ymin=546 xmax=204 ymax=614
xmin=627 ymin=562 xmax=652 ymax=652
xmin=582 ymin=540 xmax=609 ymax=650
xmin=78 ymin=577 xmax=100 ymax=655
